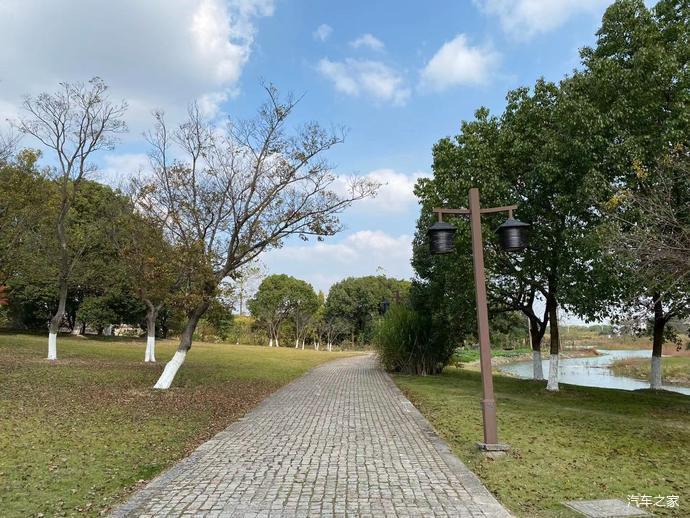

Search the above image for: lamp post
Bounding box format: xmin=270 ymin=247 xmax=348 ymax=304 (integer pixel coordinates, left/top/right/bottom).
xmin=427 ymin=187 xmax=529 ymax=452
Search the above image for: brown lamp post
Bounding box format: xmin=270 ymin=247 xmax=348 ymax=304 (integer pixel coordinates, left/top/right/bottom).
xmin=427 ymin=187 xmax=529 ymax=452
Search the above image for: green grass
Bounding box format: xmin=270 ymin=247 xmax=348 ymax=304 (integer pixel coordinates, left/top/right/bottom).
xmin=394 ymin=367 xmax=690 ymax=517
xmin=0 ymin=333 xmax=359 ymax=517
xmin=611 ymin=357 xmax=690 ymax=386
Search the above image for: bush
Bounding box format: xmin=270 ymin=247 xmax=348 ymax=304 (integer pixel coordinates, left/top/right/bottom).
xmin=374 ymin=305 xmax=453 ymax=375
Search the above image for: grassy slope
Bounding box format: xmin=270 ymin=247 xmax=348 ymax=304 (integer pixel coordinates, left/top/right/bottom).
xmin=0 ymin=333 xmax=358 ymax=517
xmin=395 ymin=368 xmax=689 ymax=517
xmin=611 ymin=357 xmax=690 ymax=386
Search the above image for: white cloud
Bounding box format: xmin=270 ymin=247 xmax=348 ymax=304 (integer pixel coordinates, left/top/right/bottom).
xmin=335 ymin=169 xmax=429 ymax=214
xmin=420 ymin=34 xmax=500 ymax=91
xmin=473 ymin=0 xmax=609 ymax=40
xmin=0 ymin=0 xmax=274 ymax=134
xmin=263 ymin=230 xmax=413 ymax=293
xmin=349 ymin=33 xmax=385 ymax=52
xmin=313 ymin=23 xmax=333 ymax=42
xmin=99 ymin=153 xmax=151 ymax=187
xmin=317 ymin=58 xmax=410 ymax=105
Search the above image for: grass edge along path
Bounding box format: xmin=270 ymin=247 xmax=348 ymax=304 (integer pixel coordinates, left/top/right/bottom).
xmin=394 ymin=367 xmax=689 ymax=518
xmin=0 ymin=333 xmax=361 ymax=517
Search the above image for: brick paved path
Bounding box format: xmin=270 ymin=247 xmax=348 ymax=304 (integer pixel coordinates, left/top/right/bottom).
xmin=112 ymin=354 xmax=511 ymax=517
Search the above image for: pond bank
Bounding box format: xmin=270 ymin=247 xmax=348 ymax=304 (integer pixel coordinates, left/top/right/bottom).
xmin=458 ymin=347 xmax=599 ymax=369
xmin=498 ymin=349 xmax=690 ymax=395
xmin=611 ymin=356 xmax=690 ymax=386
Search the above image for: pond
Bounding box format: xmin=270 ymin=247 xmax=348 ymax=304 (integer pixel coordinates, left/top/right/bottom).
xmin=498 ymin=349 xmax=690 ymax=396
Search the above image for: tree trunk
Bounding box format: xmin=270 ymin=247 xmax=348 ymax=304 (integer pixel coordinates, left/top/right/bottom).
xmin=154 ymin=302 xmax=209 ymax=390
xmin=546 ymin=295 xmax=560 ymax=392
xmin=47 ymin=279 xmax=68 ymax=360
xmin=650 ymin=294 xmax=665 ymax=390
xmin=269 ymin=337 xmax=273 ymax=347
xmin=144 ymin=303 xmax=158 ymax=363
xmin=528 ymin=316 xmax=545 ymax=380
xmin=295 ymin=338 xmax=299 ymax=348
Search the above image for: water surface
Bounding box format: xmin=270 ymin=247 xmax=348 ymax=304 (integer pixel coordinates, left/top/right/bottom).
xmin=499 ymin=349 xmax=690 ymax=396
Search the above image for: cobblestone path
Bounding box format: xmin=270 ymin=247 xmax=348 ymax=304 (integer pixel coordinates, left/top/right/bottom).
xmin=112 ymin=354 xmax=511 ymax=517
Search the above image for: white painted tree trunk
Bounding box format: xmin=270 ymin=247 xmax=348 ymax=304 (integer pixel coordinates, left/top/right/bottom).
xmin=275 ymin=337 xmax=280 ymax=347
xmin=532 ymin=350 xmax=544 ymax=380
xmin=328 ymin=342 xmax=332 ymax=352
xmin=295 ymin=339 xmax=299 ymax=348
xmin=48 ymin=332 xmax=57 ymax=360
xmin=301 ymin=339 xmax=305 ymax=350
xmin=269 ymin=337 xmax=273 ymax=347
xmin=650 ymin=356 xmax=662 ymax=390
xmin=546 ymin=353 xmax=559 ymax=391
xmin=145 ymin=335 xmax=156 ymax=362
xmin=154 ymin=350 xmax=186 ymax=390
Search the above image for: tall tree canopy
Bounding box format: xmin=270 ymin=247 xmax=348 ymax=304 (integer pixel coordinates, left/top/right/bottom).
xmin=324 ymin=275 xmax=411 ymax=345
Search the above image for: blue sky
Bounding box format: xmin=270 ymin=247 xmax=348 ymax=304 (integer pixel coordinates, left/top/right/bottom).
xmin=0 ymin=0 xmax=623 ymax=301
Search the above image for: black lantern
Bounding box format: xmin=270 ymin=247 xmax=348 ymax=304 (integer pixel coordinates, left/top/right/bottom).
xmin=428 ymin=221 xmax=457 ymax=255
xmin=495 ymin=217 xmax=530 ymax=252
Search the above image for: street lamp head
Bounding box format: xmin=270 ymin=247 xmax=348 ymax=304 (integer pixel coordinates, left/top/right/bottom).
xmin=495 ymin=217 xmax=530 ymax=252
xmin=427 ymin=221 xmax=457 ymax=255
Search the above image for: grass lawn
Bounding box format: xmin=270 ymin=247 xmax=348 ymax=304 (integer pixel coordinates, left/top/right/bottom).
xmin=394 ymin=367 xmax=690 ymax=517
xmin=0 ymin=333 xmax=359 ymax=517
xmin=611 ymin=357 xmax=690 ymax=386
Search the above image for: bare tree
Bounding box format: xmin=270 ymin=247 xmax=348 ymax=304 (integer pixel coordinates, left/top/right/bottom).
xmin=138 ymin=85 xmax=378 ymax=389
xmin=15 ymin=78 xmax=127 ymax=359
xmin=234 ymin=261 xmax=266 ymax=317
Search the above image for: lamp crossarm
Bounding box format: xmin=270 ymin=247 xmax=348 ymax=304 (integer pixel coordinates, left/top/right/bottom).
xmin=433 ymin=204 xmax=518 ymax=221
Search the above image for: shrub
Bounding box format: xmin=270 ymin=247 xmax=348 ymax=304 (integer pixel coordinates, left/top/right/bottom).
xmin=374 ymin=305 xmax=453 ymax=375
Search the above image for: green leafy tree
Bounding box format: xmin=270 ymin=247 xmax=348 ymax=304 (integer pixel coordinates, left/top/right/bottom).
xmin=118 ymin=205 xmax=179 ymax=361
xmin=77 ymin=296 xmax=119 ymax=335
xmin=607 ymin=148 xmax=690 ymax=387
xmin=249 ymin=274 xmax=300 ymax=347
xmin=324 ymin=275 xmax=411 ymax=346
xmin=289 ymin=280 xmax=319 ymax=349
xmin=0 ymin=150 xmax=50 ymax=286
xmin=414 ymin=78 xmax=618 ymax=390
xmin=580 ymin=0 xmax=690 ymax=387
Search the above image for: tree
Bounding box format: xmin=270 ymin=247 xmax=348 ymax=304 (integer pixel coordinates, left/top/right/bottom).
xmin=608 ymin=148 xmax=690 ymax=388
xmin=15 ymin=78 xmax=127 ymax=359
xmin=118 ymin=206 xmax=179 ymax=362
xmin=580 ymin=0 xmax=690 ymax=388
xmin=137 ymin=86 xmax=377 ymax=389
xmin=289 ymin=280 xmax=319 ymax=349
xmin=234 ymin=262 xmax=266 ymax=317
xmin=0 ymin=150 xmax=50 ymax=286
xmin=248 ymin=274 xmax=311 ymax=347
xmin=77 ymin=296 xmax=118 ymax=335
xmin=414 ymin=77 xmax=620 ymax=390
xmin=324 ymin=275 xmax=411 ymax=346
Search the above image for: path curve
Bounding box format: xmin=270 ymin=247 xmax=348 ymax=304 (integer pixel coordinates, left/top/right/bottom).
xmin=112 ymin=354 xmax=511 ymax=517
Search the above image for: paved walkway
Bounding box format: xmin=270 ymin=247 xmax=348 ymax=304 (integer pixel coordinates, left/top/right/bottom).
xmin=112 ymin=355 xmax=511 ymax=517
